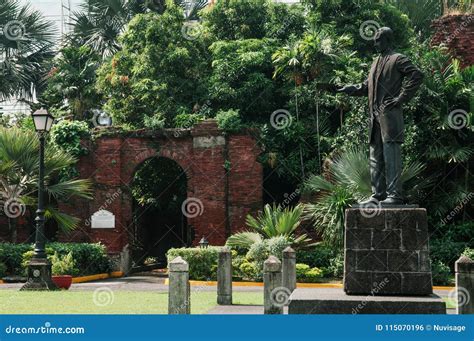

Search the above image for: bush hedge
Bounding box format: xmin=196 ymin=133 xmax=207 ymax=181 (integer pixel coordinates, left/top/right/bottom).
xmin=0 ymin=242 xmax=110 ymax=277
xmin=0 ymin=243 xmax=32 ymax=276
xmin=0 ymin=262 xmax=6 ymax=278
xmin=167 ymin=247 xmax=221 ymax=280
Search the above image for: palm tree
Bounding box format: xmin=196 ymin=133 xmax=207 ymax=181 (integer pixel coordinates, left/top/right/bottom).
xmin=0 ymin=127 xmax=92 ymax=242
xmin=303 ymin=147 xmax=432 ymax=248
xmin=226 ymin=203 xmax=314 ymax=250
xmin=68 ymin=0 xmax=209 ymax=58
xmin=0 ymin=0 xmax=56 ymax=101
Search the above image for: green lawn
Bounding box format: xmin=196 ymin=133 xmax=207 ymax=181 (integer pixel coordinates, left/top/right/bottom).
xmin=0 ymin=290 xmax=263 ymax=314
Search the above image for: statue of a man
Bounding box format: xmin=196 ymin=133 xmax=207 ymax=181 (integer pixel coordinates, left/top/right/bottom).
xmin=338 ymin=27 xmax=424 ymax=205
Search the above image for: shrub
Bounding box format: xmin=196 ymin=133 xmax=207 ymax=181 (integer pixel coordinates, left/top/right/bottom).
xmin=304 ymin=267 xmax=324 ymax=283
xmin=47 ymin=242 xmax=111 ymax=276
xmin=167 ymin=247 xmax=220 ymax=280
xmin=462 ymin=248 xmax=474 ymax=260
xmin=295 ymin=263 xmax=323 ymax=282
xmin=246 ymin=236 xmax=291 ymax=272
xmin=215 ymin=109 xmax=243 ymax=133
xmin=232 ymin=253 xmax=246 ymax=279
xmin=50 ymin=252 xmax=79 ymax=276
xmin=296 ymin=245 xmax=339 ymax=268
xmin=430 ymin=238 xmax=468 ymax=271
xmin=431 ymin=260 xmax=452 ymax=286
xmin=20 ymin=243 xmax=110 ymax=276
xmin=296 ymin=263 xmax=310 ymax=281
xmin=0 ymin=262 xmax=6 ymax=278
xmin=326 ymin=253 xmax=344 ymax=278
xmin=0 ymin=243 xmax=33 ymax=275
xmin=239 ymin=261 xmax=260 ymax=281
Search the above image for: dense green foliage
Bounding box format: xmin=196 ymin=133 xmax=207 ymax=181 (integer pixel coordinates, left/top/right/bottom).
xmin=0 ymin=128 xmax=92 ymax=240
xmin=0 ymin=242 xmax=110 ymax=276
xmin=226 ymin=204 xmax=314 ymax=250
xmin=167 ymin=247 xmax=220 ymax=280
xmin=96 ymin=7 xmax=210 ymax=128
xmin=4 ymin=0 xmax=470 ymax=282
xmin=0 ymin=0 xmax=56 ymax=101
xmin=39 ymin=46 xmax=102 ymax=120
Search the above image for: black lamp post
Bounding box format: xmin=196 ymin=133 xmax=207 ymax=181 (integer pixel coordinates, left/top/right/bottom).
xmin=199 ymin=236 xmax=209 ymax=249
xmin=21 ymin=108 xmax=57 ymax=291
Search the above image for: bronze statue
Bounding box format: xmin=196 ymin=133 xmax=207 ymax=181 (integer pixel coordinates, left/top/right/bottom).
xmin=338 ymin=27 xmax=424 ymax=205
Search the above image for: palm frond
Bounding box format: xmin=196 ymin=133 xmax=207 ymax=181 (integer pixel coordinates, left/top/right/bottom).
xmin=226 ymin=231 xmax=263 ymax=249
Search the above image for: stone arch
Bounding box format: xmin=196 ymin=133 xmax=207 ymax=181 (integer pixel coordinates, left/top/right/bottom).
xmin=57 ymin=120 xmax=263 ymax=258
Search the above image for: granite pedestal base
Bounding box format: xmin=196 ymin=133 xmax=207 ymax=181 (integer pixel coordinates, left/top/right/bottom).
xmin=288 ymin=288 xmax=446 ymax=314
xmin=344 ymin=208 xmax=433 ymax=296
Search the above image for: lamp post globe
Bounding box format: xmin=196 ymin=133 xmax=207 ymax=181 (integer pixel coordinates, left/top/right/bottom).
xmin=21 ymin=109 xmax=57 ymax=291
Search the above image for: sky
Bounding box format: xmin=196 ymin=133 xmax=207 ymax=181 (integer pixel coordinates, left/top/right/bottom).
xmin=25 ymin=0 xmax=82 ymax=37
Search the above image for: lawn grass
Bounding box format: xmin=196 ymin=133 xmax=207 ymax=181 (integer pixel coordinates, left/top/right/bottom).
xmin=0 ymin=290 xmax=263 ymax=314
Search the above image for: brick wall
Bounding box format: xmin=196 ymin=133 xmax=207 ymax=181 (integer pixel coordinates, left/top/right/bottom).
xmin=431 ymin=14 xmax=474 ymax=68
xmin=55 ymin=120 xmax=263 ymax=254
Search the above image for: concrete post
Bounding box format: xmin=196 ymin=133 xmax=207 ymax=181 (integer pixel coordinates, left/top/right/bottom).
xmin=217 ymin=247 xmax=232 ymax=305
xmin=264 ymin=255 xmax=283 ymax=314
xmin=282 ymin=246 xmax=296 ymax=293
xmin=168 ymin=256 xmax=190 ymax=314
xmin=455 ymin=255 xmax=474 ymax=314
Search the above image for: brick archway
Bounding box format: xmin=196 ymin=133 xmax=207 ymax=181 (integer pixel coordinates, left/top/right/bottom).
xmin=57 ymin=120 xmax=263 ymax=256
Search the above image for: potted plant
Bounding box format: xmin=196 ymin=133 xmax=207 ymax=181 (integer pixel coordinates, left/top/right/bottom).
xmin=51 ymin=252 xmax=77 ymax=290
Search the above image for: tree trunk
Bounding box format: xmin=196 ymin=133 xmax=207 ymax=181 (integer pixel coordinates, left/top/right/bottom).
xmin=8 ymin=217 xmax=17 ymax=243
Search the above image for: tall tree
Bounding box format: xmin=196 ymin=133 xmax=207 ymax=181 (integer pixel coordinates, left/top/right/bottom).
xmin=0 ymin=0 xmax=56 ymax=101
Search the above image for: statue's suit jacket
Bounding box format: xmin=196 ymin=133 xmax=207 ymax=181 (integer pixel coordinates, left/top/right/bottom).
xmin=353 ymin=52 xmax=424 ymax=143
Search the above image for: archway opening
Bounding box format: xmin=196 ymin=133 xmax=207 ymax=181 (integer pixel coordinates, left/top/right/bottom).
xmin=131 ymin=157 xmax=189 ymax=267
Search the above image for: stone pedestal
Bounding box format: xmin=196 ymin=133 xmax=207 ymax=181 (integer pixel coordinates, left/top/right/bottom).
xmin=217 ymin=247 xmax=232 ymax=305
xmin=288 ymin=288 xmax=446 ymax=314
xmin=263 ymin=256 xmax=283 ymax=314
xmin=455 ymin=255 xmax=474 ymax=314
xmin=344 ymin=208 xmax=433 ymax=295
xmin=282 ymin=247 xmax=296 ymax=293
xmin=168 ymin=256 xmax=190 ymax=314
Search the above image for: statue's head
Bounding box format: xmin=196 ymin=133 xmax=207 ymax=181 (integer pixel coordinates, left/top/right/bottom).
xmin=374 ymin=27 xmax=393 ymax=53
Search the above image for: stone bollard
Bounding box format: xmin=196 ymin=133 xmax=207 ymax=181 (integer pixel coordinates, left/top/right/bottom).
xmin=455 ymin=255 xmax=474 ymax=314
xmin=168 ymin=256 xmax=190 ymax=314
xmin=264 ymin=255 xmax=283 ymax=314
xmin=217 ymin=247 xmax=233 ymax=305
xmin=282 ymin=246 xmax=296 ymax=294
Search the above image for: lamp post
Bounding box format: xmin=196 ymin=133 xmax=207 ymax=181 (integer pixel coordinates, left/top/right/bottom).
xmin=21 ymin=109 xmax=57 ymax=291
xmin=199 ymin=236 xmax=209 ymax=249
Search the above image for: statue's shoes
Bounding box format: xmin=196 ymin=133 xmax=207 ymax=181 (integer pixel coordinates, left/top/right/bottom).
xmin=380 ymin=197 xmax=404 ymax=205
xmin=357 ymin=196 xmax=384 ymax=206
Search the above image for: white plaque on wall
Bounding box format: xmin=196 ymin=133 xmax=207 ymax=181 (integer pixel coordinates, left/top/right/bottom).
xmin=91 ymin=210 xmax=115 ymax=229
